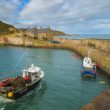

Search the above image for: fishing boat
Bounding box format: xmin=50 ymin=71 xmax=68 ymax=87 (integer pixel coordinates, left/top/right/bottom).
xmin=0 ymin=27 xmax=45 ymax=100
xmin=0 ymin=64 xmax=44 ymax=100
xmin=81 ymin=50 xmax=97 ymax=78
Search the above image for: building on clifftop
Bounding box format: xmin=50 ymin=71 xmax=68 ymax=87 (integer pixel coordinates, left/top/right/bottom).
xmin=26 ymin=26 xmax=53 ymax=40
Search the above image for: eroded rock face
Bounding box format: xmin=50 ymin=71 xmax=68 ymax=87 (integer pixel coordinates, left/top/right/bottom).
xmin=7 ymin=36 xmax=33 ymax=46
xmin=0 ymin=36 xmax=5 ymax=44
xmin=0 ymin=34 xmax=33 ymax=46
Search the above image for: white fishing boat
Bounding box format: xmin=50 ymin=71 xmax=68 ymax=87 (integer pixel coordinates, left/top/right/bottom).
xmin=0 ymin=63 xmax=44 ymax=100
xmin=0 ymin=43 xmax=44 ymax=100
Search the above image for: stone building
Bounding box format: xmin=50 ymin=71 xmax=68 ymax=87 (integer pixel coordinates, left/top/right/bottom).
xmin=26 ymin=26 xmax=53 ymax=40
xmin=37 ymin=27 xmax=53 ymax=40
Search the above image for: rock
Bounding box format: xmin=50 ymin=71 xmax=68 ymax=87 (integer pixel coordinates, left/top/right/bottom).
xmin=81 ymin=89 xmax=110 ymax=110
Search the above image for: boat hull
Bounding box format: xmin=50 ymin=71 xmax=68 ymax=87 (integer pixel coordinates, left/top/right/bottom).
xmin=81 ymin=72 xmax=97 ymax=78
xmin=0 ymin=79 xmax=41 ymax=100
xmin=81 ymin=67 xmax=97 ymax=78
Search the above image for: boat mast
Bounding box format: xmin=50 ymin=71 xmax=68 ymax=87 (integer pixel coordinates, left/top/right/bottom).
xmin=25 ymin=26 xmax=35 ymax=67
xmin=26 ymin=27 xmax=31 ymax=68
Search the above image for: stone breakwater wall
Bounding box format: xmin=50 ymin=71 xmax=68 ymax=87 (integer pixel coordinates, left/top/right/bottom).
xmin=80 ymin=39 xmax=110 ymax=53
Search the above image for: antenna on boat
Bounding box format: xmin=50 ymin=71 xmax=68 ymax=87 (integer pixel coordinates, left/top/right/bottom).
xmin=88 ymin=48 xmax=92 ymax=57
xmin=25 ymin=26 xmax=35 ymax=68
xmin=25 ymin=27 xmax=31 ymax=68
xmin=26 ymin=47 xmax=30 ymax=68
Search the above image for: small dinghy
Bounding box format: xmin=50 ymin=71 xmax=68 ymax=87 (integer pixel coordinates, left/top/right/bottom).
xmin=0 ymin=64 xmax=44 ymax=100
xmin=81 ymin=50 xmax=97 ymax=78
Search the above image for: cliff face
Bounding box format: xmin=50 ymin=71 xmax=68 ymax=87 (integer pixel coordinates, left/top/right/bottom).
xmin=0 ymin=34 xmax=33 ymax=46
xmin=0 ymin=36 xmax=6 ymax=45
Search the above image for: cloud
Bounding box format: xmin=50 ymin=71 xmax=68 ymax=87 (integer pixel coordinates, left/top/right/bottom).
xmin=19 ymin=0 xmax=110 ymax=26
xmin=0 ymin=0 xmax=20 ymax=24
xmin=94 ymin=23 xmax=110 ymax=29
xmin=0 ymin=0 xmax=110 ymax=33
xmin=19 ymin=0 xmax=65 ymax=25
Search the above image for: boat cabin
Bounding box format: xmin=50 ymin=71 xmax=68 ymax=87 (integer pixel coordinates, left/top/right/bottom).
xmin=23 ymin=64 xmax=41 ymax=82
xmin=83 ymin=57 xmax=93 ymax=68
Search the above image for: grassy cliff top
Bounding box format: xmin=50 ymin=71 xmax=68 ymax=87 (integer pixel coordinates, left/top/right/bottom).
xmin=0 ymin=20 xmax=68 ymax=37
xmin=0 ymin=21 xmax=18 ymax=35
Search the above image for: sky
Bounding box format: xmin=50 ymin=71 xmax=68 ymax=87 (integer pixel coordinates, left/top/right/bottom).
xmin=0 ymin=0 xmax=110 ymax=34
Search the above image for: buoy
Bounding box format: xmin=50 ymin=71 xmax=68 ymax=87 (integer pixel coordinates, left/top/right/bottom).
xmin=99 ymin=81 xmax=106 ymax=84
xmin=72 ymin=53 xmax=78 ymax=58
xmin=8 ymin=92 xmax=13 ymax=98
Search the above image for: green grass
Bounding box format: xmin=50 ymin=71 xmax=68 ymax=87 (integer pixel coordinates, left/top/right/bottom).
xmin=0 ymin=21 xmax=17 ymax=35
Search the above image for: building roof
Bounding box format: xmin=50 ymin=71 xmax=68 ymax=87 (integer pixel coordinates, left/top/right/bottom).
xmin=26 ymin=27 xmax=51 ymax=34
xmin=37 ymin=28 xmax=50 ymax=33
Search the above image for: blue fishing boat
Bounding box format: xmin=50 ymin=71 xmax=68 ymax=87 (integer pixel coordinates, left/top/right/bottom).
xmin=81 ymin=52 xmax=97 ymax=78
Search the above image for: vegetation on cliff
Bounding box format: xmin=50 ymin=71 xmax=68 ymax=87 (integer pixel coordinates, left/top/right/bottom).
xmin=0 ymin=21 xmax=19 ymax=35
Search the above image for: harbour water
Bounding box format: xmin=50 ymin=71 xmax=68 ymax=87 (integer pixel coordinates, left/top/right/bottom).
xmin=0 ymin=46 xmax=110 ymax=110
